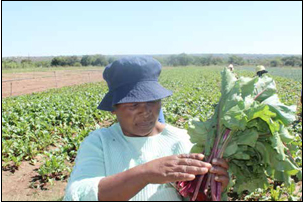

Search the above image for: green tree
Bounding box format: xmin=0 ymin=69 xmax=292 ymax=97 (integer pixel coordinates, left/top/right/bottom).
xmin=168 ymin=55 xmax=179 ymax=66
xmin=282 ymin=56 xmax=302 ymax=67
xmin=51 ymin=57 xmax=61 ymax=66
xmin=80 ymin=55 xmax=94 ymax=66
xmin=21 ymin=59 xmax=32 ymax=64
xmin=2 ymin=60 xmax=19 ymax=69
xmin=21 ymin=59 xmax=32 ymax=68
xmin=74 ymin=62 xmax=82 ymax=67
xmin=66 ymin=56 xmax=80 ymax=66
xmin=35 ymin=61 xmax=51 ymax=68
xmin=178 ymin=53 xmax=193 ymax=66
xmin=107 ymin=57 xmax=117 ymax=64
xmin=200 ymin=56 xmax=212 ymax=66
xmin=92 ymin=55 xmax=108 ymax=66
xmin=211 ymin=57 xmax=223 ymax=65
xmin=168 ymin=53 xmax=193 ymax=66
xmin=228 ymin=55 xmax=245 ymax=65
xmin=51 ymin=56 xmax=68 ymax=66
xmin=193 ymin=56 xmax=203 ymax=66
xmin=270 ymin=59 xmax=281 ymax=67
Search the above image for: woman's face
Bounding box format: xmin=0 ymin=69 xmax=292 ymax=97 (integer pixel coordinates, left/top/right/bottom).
xmin=113 ymin=100 xmax=162 ymax=137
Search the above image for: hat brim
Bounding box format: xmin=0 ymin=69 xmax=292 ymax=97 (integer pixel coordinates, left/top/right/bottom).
xmin=97 ymin=81 xmax=172 ymax=111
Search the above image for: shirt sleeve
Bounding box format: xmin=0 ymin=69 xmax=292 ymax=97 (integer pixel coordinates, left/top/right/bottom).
xmin=63 ymin=131 xmax=105 ymax=201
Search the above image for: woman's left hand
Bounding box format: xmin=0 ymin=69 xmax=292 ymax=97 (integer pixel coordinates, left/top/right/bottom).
xmin=209 ymin=158 xmax=229 ymax=192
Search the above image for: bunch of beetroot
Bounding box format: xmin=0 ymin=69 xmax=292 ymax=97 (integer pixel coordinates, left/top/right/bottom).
xmin=176 ymin=68 xmax=300 ymax=201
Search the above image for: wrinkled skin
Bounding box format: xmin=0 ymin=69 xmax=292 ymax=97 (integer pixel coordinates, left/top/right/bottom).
xmin=113 ymin=100 xmax=163 ymax=137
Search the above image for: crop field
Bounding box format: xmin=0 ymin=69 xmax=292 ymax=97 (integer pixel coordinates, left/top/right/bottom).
xmin=2 ymin=66 xmax=302 ymax=201
xmin=239 ymin=66 xmax=303 ymax=82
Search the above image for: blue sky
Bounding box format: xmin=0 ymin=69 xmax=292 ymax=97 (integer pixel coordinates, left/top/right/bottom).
xmin=2 ymin=1 xmax=302 ymax=57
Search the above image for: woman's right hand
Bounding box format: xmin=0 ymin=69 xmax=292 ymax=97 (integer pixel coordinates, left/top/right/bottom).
xmin=142 ymin=153 xmax=212 ymax=184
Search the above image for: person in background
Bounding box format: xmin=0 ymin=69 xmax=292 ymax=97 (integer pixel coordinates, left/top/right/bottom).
xmin=256 ymin=65 xmax=268 ymax=77
xmin=228 ymin=64 xmax=234 ymax=71
xmin=63 ymin=56 xmax=229 ymax=201
xmin=158 ymin=108 xmax=165 ymax=123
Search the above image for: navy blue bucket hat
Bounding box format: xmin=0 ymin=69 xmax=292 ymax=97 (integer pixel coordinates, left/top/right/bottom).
xmin=97 ymin=56 xmax=172 ymax=111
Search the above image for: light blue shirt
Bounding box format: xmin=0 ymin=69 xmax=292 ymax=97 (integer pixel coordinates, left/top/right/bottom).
xmin=64 ymin=123 xmax=193 ymax=201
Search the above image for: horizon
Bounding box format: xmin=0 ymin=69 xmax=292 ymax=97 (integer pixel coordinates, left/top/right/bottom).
xmin=3 ymin=53 xmax=302 ymax=59
xmin=3 ymin=2 xmax=302 ymax=57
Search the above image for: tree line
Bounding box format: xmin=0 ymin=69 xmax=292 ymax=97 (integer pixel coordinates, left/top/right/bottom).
xmin=155 ymin=54 xmax=302 ymax=67
xmin=50 ymin=55 xmax=117 ymax=67
xmin=2 ymin=54 xmax=302 ymax=69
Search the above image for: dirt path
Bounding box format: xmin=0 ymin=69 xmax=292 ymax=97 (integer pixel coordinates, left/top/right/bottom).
xmin=2 ymin=160 xmax=67 ymax=201
xmin=2 ymin=69 xmax=105 ymax=98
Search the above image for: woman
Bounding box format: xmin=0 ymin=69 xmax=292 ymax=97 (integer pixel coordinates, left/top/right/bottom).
xmin=64 ymin=56 xmax=229 ymax=201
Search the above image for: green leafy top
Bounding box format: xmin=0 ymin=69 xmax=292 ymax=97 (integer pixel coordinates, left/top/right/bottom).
xmin=189 ymin=68 xmax=300 ymax=194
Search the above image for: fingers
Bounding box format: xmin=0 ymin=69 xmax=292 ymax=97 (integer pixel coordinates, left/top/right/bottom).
xmin=214 ymin=175 xmax=229 ymax=192
xmin=176 ymin=154 xmax=212 ymax=175
xmin=165 ymin=154 xmax=229 ymax=184
xmin=175 ymin=165 xmax=209 ymax=175
xmin=209 ymin=165 xmax=228 ymax=176
xmin=212 ymin=158 xmax=229 ymax=170
xmin=210 ymin=159 xmax=230 ymax=192
xmin=178 ymin=153 xmax=205 ymax=160
xmin=167 ymin=172 xmax=196 ymax=182
xmin=214 ymin=175 xmax=229 ymax=184
xmin=177 ymin=153 xmax=212 ymax=169
xmin=177 ymin=158 xmax=212 ymax=169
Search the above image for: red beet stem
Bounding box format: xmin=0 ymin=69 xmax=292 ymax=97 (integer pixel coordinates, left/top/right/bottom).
xmin=191 ymin=154 xmax=214 ymax=201
xmin=210 ymin=174 xmax=216 ymax=201
xmin=216 ymin=182 xmax=222 ymax=201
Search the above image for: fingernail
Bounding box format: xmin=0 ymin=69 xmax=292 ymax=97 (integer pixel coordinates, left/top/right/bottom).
xmin=202 ymin=167 xmax=209 ymax=174
xmin=189 ymin=174 xmax=195 ymax=179
xmin=212 ymin=158 xmax=217 ymax=164
xmin=215 ymin=176 xmax=219 ymax=181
